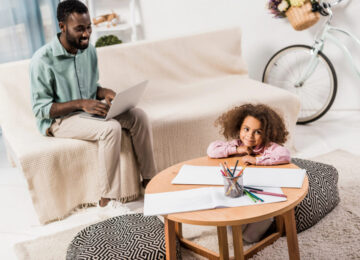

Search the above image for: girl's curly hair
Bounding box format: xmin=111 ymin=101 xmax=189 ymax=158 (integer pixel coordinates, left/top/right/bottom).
xmin=215 ymin=104 xmax=289 ymax=146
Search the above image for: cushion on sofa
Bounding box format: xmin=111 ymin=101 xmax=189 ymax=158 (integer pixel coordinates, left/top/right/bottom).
xmin=292 ymin=158 xmax=340 ymax=232
xmin=66 ymin=213 xmax=182 ymax=260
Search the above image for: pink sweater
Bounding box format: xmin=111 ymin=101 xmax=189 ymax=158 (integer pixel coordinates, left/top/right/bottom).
xmin=207 ymin=140 xmax=290 ymax=166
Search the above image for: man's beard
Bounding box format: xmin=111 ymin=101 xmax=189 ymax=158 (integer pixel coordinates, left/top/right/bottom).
xmin=66 ymin=30 xmax=89 ymax=50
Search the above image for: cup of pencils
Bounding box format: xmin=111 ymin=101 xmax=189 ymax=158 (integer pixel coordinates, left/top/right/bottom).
xmin=223 ymin=169 xmax=244 ymax=198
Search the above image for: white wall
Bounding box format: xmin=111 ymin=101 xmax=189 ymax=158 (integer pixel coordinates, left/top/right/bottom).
xmin=140 ymin=0 xmax=360 ymax=110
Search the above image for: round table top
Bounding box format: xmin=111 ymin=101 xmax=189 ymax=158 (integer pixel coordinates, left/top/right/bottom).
xmin=145 ymin=156 xmax=308 ymax=226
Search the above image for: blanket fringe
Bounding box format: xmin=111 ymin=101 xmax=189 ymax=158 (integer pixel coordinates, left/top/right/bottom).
xmin=43 ymin=193 xmax=141 ymax=224
xmin=119 ymin=192 xmax=140 ymax=203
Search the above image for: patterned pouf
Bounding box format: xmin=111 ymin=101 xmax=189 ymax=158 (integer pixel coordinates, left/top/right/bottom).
xmin=66 ymin=213 xmax=182 ymax=260
xmin=292 ymin=158 xmax=340 ymax=233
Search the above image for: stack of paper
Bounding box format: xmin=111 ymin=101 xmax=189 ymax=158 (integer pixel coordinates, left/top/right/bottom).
xmin=171 ymin=165 xmax=306 ymax=188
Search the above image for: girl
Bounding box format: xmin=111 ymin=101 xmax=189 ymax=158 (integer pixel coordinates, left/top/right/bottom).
xmin=207 ymin=103 xmax=290 ymax=243
xmin=207 ymin=103 xmax=290 ymax=166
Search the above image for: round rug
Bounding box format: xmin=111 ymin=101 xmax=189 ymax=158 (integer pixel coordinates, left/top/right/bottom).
xmin=66 ymin=213 xmax=181 ymax=260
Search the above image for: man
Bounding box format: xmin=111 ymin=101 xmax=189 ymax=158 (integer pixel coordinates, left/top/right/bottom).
xmin=30 ymin=0 xmax=157 ymax=207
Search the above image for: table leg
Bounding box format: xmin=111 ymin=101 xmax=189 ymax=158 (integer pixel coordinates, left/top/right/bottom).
xmin=164 ymin=217 xmax=177 ymax=260
xmin=175 ymin=222 xmax=183 ymax=239
xmin=283 ymin=209 xmax=300 ymax=260
xmin=217 ymin=226 xmax=229 ymax=260
xmin=275 ymin=215 xmax=284 ymax=235
xmin=232 ymin=225 xmax=244 ymax=260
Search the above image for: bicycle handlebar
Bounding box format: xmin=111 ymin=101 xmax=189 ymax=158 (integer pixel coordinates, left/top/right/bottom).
xmin=318 ymin=0 xmax=345 ymax=11
xmin=315 ymin=0 xmax=346 ymax=20
xmin=325 ymin=0 xmax=345 ymax=8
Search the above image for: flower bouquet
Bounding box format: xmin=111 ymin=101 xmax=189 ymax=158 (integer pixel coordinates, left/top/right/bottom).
xmin=267 ymin=0 xmax=320 ymax=31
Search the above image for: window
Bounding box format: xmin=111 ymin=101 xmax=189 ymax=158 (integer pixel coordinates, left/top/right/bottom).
xmin=0 ymin=0 xmax=58 ymax=64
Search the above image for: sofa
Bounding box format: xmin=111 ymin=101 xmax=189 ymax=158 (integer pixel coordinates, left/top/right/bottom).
xmin=0 ymin=27 xmax=300 ymax=224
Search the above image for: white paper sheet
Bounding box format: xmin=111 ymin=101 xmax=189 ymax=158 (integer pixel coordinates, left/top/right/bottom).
xmin=171 ymin=165 xmax=306 ymax=188
xmin=144 ymin=186 xmax=286 ymax=216
xmin=172 ymin=165 xmax=225 ymax=185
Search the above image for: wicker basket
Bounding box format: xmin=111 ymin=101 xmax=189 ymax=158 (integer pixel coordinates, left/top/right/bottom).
xmin=286 ymin=1 xmax=320 ymax=31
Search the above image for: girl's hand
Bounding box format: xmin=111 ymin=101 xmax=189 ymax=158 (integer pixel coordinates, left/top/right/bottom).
xmin=241 ymin=155 xmax=256 ymax=165
xmin=236 ymin=146 xmax=252 ymax=156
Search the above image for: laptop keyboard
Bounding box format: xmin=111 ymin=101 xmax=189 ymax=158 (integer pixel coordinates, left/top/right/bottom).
xmin=90 ymin=114 xmax=106 ymax=119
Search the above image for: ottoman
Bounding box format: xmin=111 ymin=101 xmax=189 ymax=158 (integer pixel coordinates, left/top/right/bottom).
xmin=292 ymin=158 xmax=340 ymax=232
xmin=66 ymin=213 xmax=182 ymax=260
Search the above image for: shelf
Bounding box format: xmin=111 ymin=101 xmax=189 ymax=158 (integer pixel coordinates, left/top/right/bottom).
xmin=93 ymin=23 xmax=132 ymax=32
xmin=87 ymin=0 xmax=143 ymax=44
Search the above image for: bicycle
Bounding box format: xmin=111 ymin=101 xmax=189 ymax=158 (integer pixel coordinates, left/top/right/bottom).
xmin=262 ymin=0 xmax=360 ymax=124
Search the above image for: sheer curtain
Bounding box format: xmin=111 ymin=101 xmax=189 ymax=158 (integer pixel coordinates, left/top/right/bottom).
xmin=0 ymin=0 xmax=58 ymax=136
xmin=0 ymin=0 xmax=58 ymax=64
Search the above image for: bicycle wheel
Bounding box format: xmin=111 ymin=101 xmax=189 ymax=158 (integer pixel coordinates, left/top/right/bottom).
xmin=262 ymin=45 xmax=337 ymax=124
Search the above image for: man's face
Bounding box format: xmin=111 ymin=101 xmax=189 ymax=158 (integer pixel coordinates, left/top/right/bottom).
xmin=61 ymin=12 xmax=92 ymax=50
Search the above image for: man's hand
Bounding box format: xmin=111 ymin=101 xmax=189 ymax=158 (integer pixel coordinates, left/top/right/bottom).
xmin=103 ymin=88 xmax=116 ymax=106
xmin=236 ymin=146 xmax=252 ymax=156
xmin=81 ymin=99 xmax=109 ymax=117
xmin=97 ymin=87 xmax=116 ymax=106
xmin=241 ymin=155 xmax=256 ymax=165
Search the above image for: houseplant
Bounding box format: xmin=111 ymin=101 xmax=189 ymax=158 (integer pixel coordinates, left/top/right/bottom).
xmin=95 ymin=35 xmax=122 ymax=48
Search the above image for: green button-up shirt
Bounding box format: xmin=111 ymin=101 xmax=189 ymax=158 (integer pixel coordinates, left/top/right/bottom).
xmin=30 ymin=35 xmax=100 ymax=135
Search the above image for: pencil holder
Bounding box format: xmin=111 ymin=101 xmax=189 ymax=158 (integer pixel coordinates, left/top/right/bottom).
xmin=223 ymin=173 xmax=244 ymax=198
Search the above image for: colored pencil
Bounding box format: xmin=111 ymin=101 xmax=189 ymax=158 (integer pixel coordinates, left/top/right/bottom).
xmin=249 ymin=190 xmax=287 ymax=198
xmin=236 ymin=166 xmax=246 ymax=177
xmin=220 ymin=169 xmax=226 ymax=177
xmin=220 ymin=163 xmax=228 ymax=176
xmin=245 ymin=189 xmax=264 ymax=202
xmin=232 ymin=160 xmax=239 ymax=176
xmin=244 ymin=186 xmax=263 ymax=191
xmin=244 ymin=190 xmax=257 ymax=203
xmin=223 ymin=162 xmax=233 ymax=177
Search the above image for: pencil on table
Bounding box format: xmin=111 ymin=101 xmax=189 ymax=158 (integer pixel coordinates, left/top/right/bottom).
xmin=249 ymin=190 xmax=287 ymax=198
xmin=244 ymin=190 xmax=257 ymax=203
xmin=245 ymin=189 xmax=264 ymax=202
xmin=244 ymin=186 xmax=263 ymax=191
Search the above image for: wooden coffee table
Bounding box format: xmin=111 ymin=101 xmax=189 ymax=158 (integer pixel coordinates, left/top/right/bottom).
xmin=145 ymin=156 xmax=308 ymax=260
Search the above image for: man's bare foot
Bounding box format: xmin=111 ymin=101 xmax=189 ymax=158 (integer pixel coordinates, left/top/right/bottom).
xmin=99 ymin=197 xmax=111 ymax=207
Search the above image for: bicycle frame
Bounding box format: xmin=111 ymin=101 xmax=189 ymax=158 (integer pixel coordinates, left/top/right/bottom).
xmin=295 ymin=10 xmax=360 ymax=87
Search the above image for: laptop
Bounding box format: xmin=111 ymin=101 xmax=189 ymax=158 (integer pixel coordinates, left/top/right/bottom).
xmin=80 ymin=80 xmax=148 ymax=121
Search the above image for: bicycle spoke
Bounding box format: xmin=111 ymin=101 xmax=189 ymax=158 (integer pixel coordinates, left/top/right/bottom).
xmin=283 ymin=55 xmax=300 ymax=80
xmin=273 ymin=63 xmax=296 ymax=81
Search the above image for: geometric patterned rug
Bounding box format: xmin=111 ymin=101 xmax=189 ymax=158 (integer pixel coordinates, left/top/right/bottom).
xmin=66 ymin=213 xmax=181 ymax=260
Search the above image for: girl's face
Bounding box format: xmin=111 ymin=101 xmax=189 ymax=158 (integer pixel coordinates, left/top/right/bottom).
xmin=239 ymin=116 xmax=263 ymax=148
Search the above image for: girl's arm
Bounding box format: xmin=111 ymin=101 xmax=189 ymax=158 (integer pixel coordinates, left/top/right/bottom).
xmin=207 ymin=140 xmax=239 ymax=158
xmin=256 ymin=143 xmax=291 ymax=166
